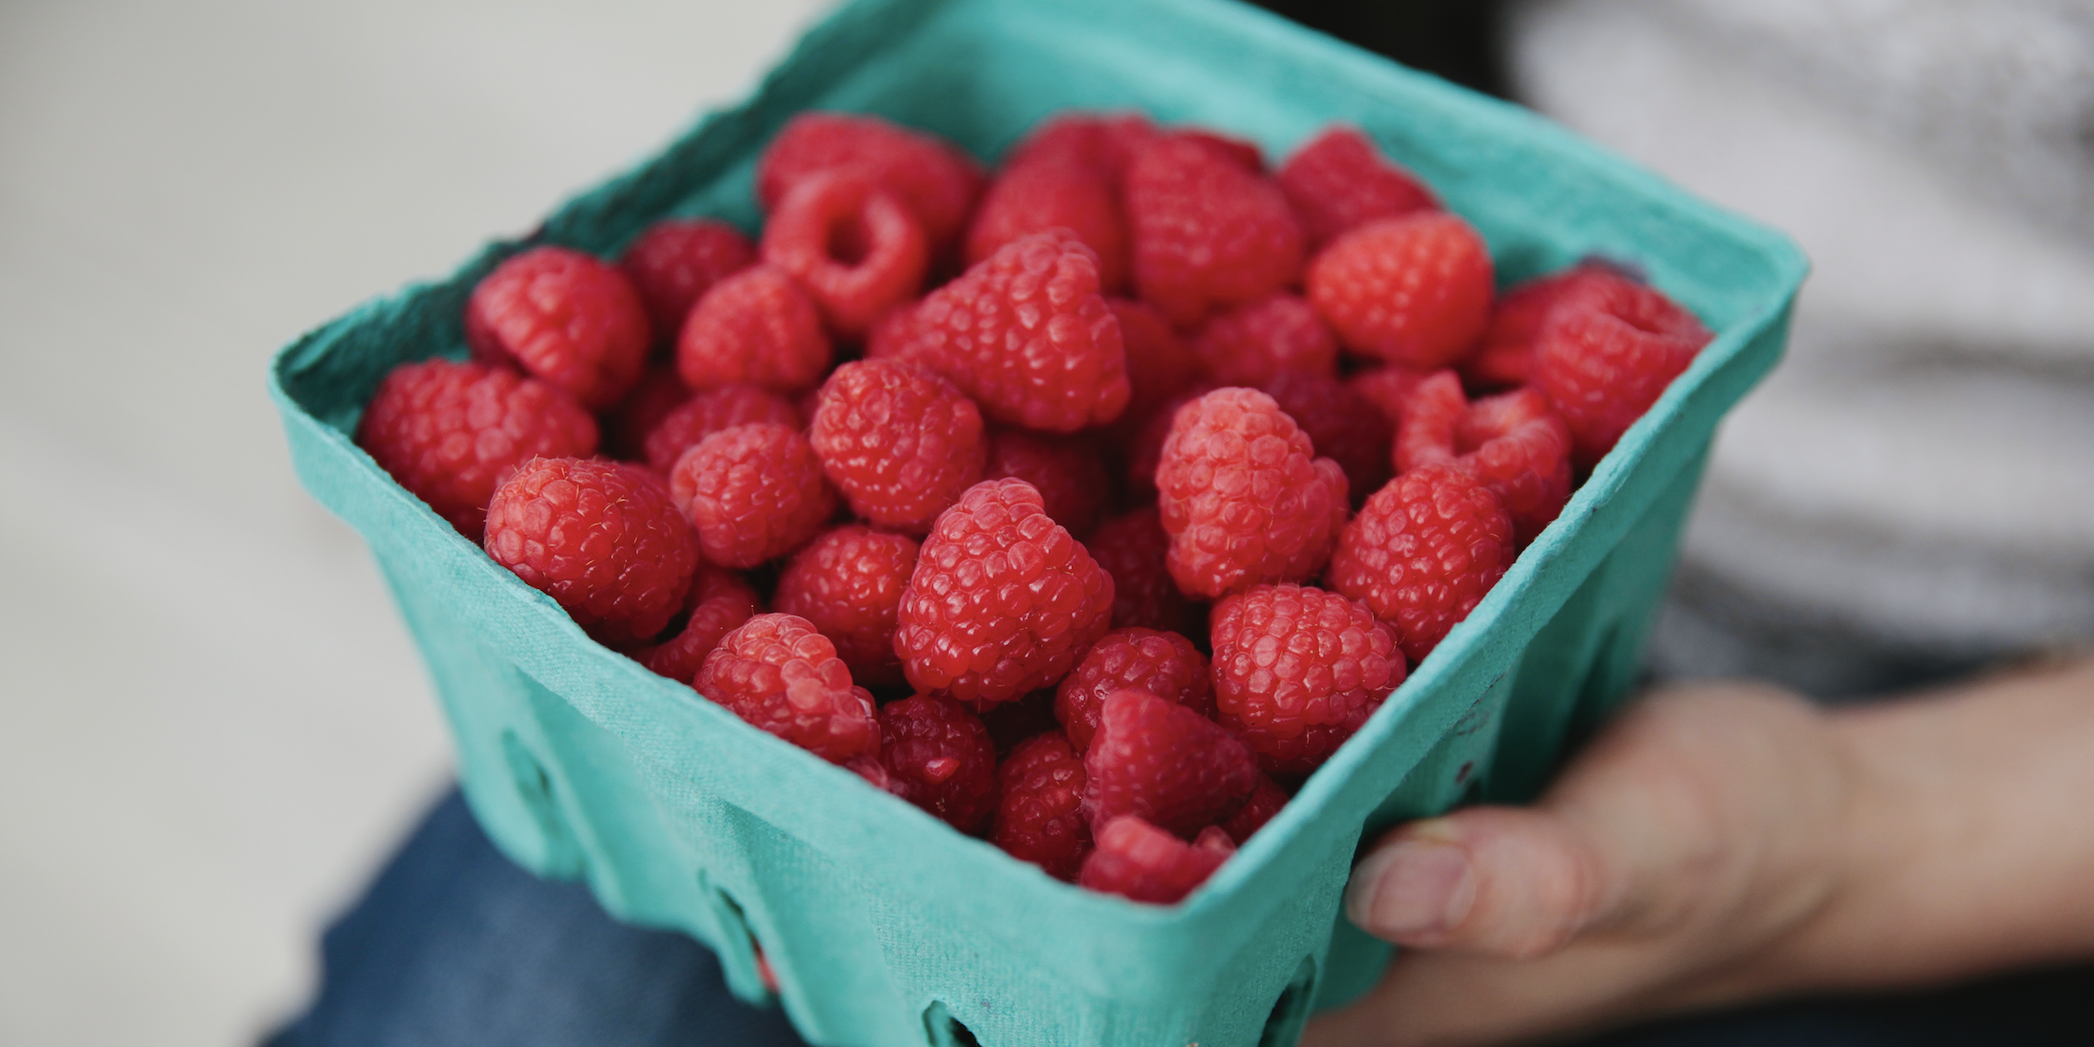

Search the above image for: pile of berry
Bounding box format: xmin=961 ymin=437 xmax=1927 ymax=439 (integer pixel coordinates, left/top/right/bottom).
xmin=356 ymin=111 xmax=1710 ymax=905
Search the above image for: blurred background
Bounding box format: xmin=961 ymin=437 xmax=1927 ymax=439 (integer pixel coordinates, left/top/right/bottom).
xmin=3 ymin=0 xmax=2088 ymax=1044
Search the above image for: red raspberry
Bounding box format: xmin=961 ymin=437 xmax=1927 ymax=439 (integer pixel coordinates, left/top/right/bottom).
xmin=1532 ymin=277 xmax=1712 ymax=470
xmin=1004 ymin=112 xmax=1159 ymax=183
xmin=756 ymin=112 xmax=985 ymax=253
xmin=1119 ymin=384 xmax=1216 ymax=500
xmin=618 ymin=218 xmax=756 ymax=336
xmin=1308 ymin=212 xmax=1494 ymax=370
xmin=1347 ymin=365 xmax=1429 ymax=429
xmin=1086 ymin=690 xmax=1257 ymax=838
xmin=1189 ymin=293 xmax=1339 ymax=387
xmin=636 ymin=566 xmax=760 ymax=684
xmin=864 ymin=300 xmax=921 ymax=360
xmin=1392 ymin=370 xmax=1467 ymax=477
xmin=1175 ymin=129 xmax=1265 ymax=172
xmin=694 ymin=613 xmax=879 ymax=763
xmin=965 ymin=157 xmax=1128 ymax=293
xmin=896 ymin=232 xmax=1130 ymax=433
xmin=1155 ymin=388 xmax=1350 ymax=598
xmin=603 ymin=364 xmax=689 ymax=462
xmin=894 ymin=478 xmax=1116 ymax=707
xmin=1086 ymin=508 xmax=1197 ymax=636
xmin=1108 ymin=298 xmax=1200 ymax=425
xmin=760 ymin=172 xmax=929 ymax=338
xmin=1208 ymin=584 xmax=1404 ymax=774
xmin=1219 ymin=773 xmax=1289 ymax=845
xmin=1397 ymin=373 xmax=1572 ymax=547
xmin=356 ymin=359 xmax=599 ymax=540
xmin=980 ymin=689 xmax=1061 ymax=755
xmin=808 ymin=359 xmax=986 ymax=534
xmin=484 ymin=457 xmax=697 ymax=645
xmin=1078 ymin=817 xmax=1234 ymax=904
xmin=1460 ymin=261 xmax=1631 ymax=392
xmin=1055 ymin=628 xmax=1214 ymax=753
xmin=675 ymin=265 xmax=831 ymax=394
xmin=668 ymin=423 xmax=836 ymax=569
xmin=982 ymin=429 xmax=1109 ymax=538
xmin=641 ymin=383 xmax=803 ymax=474
xmin=1125 ymin=134 xmax=1305 ymax=326
xmin=876 ymin=694 xmax=999 ymax=832
xmin=772 ymin=525 xmax=919 ymax=691
xmin=992 ymin=731 xmax=1092 ymax=880
xmin=466 ymin=246 xmax=651 ymax=410
xmin=1327 ymin=464 xmax=1516 ymax=664
xmin=1277 ymin=125 xmax=1438 ymax=251
xmin=1260 ymin=371 xmax=1393 ymax=504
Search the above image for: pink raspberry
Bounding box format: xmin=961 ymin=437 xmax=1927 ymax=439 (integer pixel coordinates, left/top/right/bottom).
xmin=1308 ymin=212 xmax=1494 ymax=370
xmin=992 ymin=731 xmax=1092 ymax=880
xmin=760 ymin=172 xmax=929 ymax=338
xmin=1085 ymin=690 xmax=1257 ymax=838
xmin=694 ymin=613 xmax=879 ymax=763
xmin=668 ymin=423 xmax=835 ymax=569
xmin=1220 ymin=773 xmax=1289 ymax=846
xmin=484 ymin=457 xmax=697 ymax=646
xmin=756 ymin=112 xmax=985 ymax=253
xmin=1208 ymin=584 xmax=1404 ymax=775
xmin=636 ymin=566 xmax=760 ymax=684
xmin=965 ymin=155 xmax=1128 ymax=293
xmin=1189 ymin=293 xmax=1338 ymax=387
xmin=1396 ymin=372 xmax=1572 ymax=546
xmin=1260 ymin=371 xmax=1394 ymax=506
xmin=1277 ymin=125 xmax=1438 ymax=250
xmin=772 ymin=525 xmax=919 ymax=691
xmin=618 ymin=217 xmax=756 ymax=336
xmin=466 ymin=246 xmax=651 ymax=410
xmin=808 ymin=359 xmax=986 ymax=535
xmin=1125 ymin=134 xmax=1305 ymax=327
xmin=640 ymin=383 xmax=803 ymax=474
xmin=1327 ymin=464 xmax=1516 ymax=664
xmin=675 ymin=265 xmax=831 ymax=393
xmin=1460 ymin=261 xmax=1633 ymax=392
xmin=1078 ymin=817 xmax=1235 ymax=904
xmin=1085 ymin=508 xmax=1197 ymax=636
xmin=1531 ymin=277 xmax=1712 ymax=470
xmin=877 ymin=694 xmax=999 ymax=832
xmin=982 ymin=429 xmax=1110 ymax=538
xmin=1055 ymin=628 xmax=1214 ymax=753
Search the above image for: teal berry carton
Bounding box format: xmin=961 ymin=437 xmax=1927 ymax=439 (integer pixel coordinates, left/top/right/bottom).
xmin=268 ymin=0 xmax=1807 ymax=1043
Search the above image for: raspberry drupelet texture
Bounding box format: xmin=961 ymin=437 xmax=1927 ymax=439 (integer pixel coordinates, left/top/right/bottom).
xmin=1189 ymin=293 xmax=1339 ymax=387
xmin=669 ymin=423 xmax=836 ymax=569
xmin=1397 ymin=372 xmax=1572 ymax=546
xmin=1086 ymin=508 xmax=1197 ymax=636
xmin=676 ymin=265 xmax=832 ymax=394
xmin=604 ymin=364 xmax=690 ymax=462
xmin=356 ymin=359 xmax=599 ymax=540
xmin=1219 ymin=773 xmax=1289 ymax=845
xmin=1327 ymin=464 xmax=1516 ymax=665
xmin=466 ymin=246 xmax=651 ymax=410
xmin=1119 ymin=384 xmax=1216 ymax=501
xmin=1085 ymin=690 xmax=1258 ymax=838
xmin=1532 ymin=277 xmax=1713 ymax=470
xmin=808 ymin=359 xmax=986 ymax=535
xmin=756 ymin=112 xmax=985 ymax=254
xmin=1307 ymin=212 xmax=1494 ymax=370
xmin=894 ymin=478 xmax=1116 ymax=707
xmin=694 ymin=613 xmax=879 ymax=763
xmin=992 ymin=731 xmax=1092 ymax=880
xmin=484 ymin=457 xmax=697 ymax=646
xmin=1208 ymin=583 xmax=1404 ymax=775
xmin=1003 ymin=112 xmax=1159 ymax=185
xmin=1125 ymin=134 xmax=1305 ymax=327
xmin=641 ymin=382 xmax=804 ymax=474
xmin=1462 ymin=261 xmax=1633 ymax=392
xmin=982 ymin=429 xmax=1110 ymax=538
xmin=876 ymin=694 xmax=1000 ymax=832
xmin=1155 ymin=388 xmax=1350 ymax=599
xmin=1260 ymin=371 xmax=1394 ymax=505
xmin=1108 ymin=298 xmax=1200 ymax=426
xmin=760 ymin=172 xmax=929 ymax=338
xmin=1079 ymin=817 xmax=1235 ymax=904
xmin=772 ymin=524 xmax=919 ymax=691
xmin=1276 ymin=125 xmax=1439 ymax=251
xmin=965 ymin=153 xmax=1128 ymax=293
xmin=637 ymin=565 xmax=760 ymax=684
xmin=1347 ymin=365 xmax=1430 ymax=429
xmin=618 ymin=218 xmax=756 ymax=337
xmin=1055 ymin=627 xmax=1215 ymax=753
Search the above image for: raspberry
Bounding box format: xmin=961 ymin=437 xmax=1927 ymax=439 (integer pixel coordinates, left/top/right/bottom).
xmin=640 ymin=383 xmax=804 ymax=474
xmin=876 ymin=694 xmax=999 ymax=832
xmin=618 ymin=217 xmax=756 ymax=336
xmin=1125 ymin=134 xmax=1305 ymax=326
xmin=756 ymin=112 xmax=985 ymax=253
xmin=603 ymin=364 xmax=689 ymax=462
xmin=760 ymin=172 xmax=929 ymax=337
xmin=636 ymin=566 xmax=760 ymax=684
xmin=356 ymin=359 xmax=599 ymax=540
xmin=1078 ymin=817 xmax=1234 ymax=904
xmin=484 ymin=457 xmax=697 ymax=645
xmin=1108 ymin=298 xmax=1199 ymax=425
xmin=965 ymin=156 xmax=1128 ymax=293
xmin=1461 ymin=261 xmax=1632 ymax=392
xmin=1532 ymin=277 xmax=1712 ymax=470
xmin=864 ymin=301 xmax=921 ymax=360
xmin=1219 ymin=773 xmax=1288 ymax=845
xmin=1276 ymin=125 xmax=1438 ymax=251
xmin=1174 ymin=130 xmax=1265 ymax=172
xmin=675 ymin=265 xmax=831 ymax=393
xmin=1327 ymin=464 xmax=1516 ymax=664
xmin=1392 ymin=370 xmax=1468 ymax=477
xmin=1086 ymin=690 xmax=1257 ymax=838
xmin=894 ymin=478 xmax=1115 ymax=707
xmin=1189 ymin=293 xmax=1338 ymax=387
xmin=466 ymin=246 xmax=651 ymax=410
xmin=992 ymin=732 xmax=1092 ymax=880
xmin=1347 ymin=365 xmax=1429 ymax=429
xmin=980 ymin=689 xmax=1061 ymax=754
xmin=1055 ymin=628 xmax=1215 ymax=753
xmin=896 ymin=232 xmax=1130 ymax=433
xmin=668 ymin=423 xmax=836 ymax=569
xmin=1260 ymin=370 xmax=1393 ymax=504
xmin=982 ymin=429 xmax=1109 ymax=538
xmin=1308 ymin=212 xmax=1494 ymax=370
xmin=772 ymin=525 xmax=918 ymax=691
xmin=1208 ymin=584 xmax=1403 ymax=774
xmin=1119 ymin=384 xmax=1216 ymax=500
xmin=1003 ymin=112 xmax=1159 ymax=183
xmin=1086 ymin=508 xmax=1197 ymax=636
xmin=1397 ymin=373 xmax=1572 ymax=547
xmin=694 ymin=613 xmax=879 ymax=763
xmin=1155 ymin=388 xmax=1349 ymax=599
xmin=808 ymin=360 xmax=986 ymax=534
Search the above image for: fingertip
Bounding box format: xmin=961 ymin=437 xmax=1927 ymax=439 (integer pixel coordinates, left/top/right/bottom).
xmin=1345 ymin=824 xmax=1476 ymax=944
xmin=1348 ymin=808 xmax=1603 ymax=958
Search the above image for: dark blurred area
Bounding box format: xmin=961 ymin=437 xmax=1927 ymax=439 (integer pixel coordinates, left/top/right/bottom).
xmin=1253 ymin=0 xmax=1509 ymax=97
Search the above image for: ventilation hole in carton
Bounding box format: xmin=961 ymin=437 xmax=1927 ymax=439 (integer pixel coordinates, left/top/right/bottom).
xmin=1259 ymin=954 xmax=1319 ymax=1047
xmin=922 ymin=1000 xmax=982 ymax=1047
xmin=499 ymin=730 xmax=581 ymax=875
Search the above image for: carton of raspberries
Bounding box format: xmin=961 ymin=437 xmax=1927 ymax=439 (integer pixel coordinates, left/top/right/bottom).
xmin=355 ymin=111 xmax=1711 ymax=905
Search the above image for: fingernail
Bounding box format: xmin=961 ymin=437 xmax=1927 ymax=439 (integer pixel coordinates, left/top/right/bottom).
xmin=1346 ymin=837 xmax=1476 ymax=939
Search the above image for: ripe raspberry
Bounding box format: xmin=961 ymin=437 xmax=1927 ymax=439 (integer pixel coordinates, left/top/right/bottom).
xmin=484 ymin=457 xmax=697 ymax=645
xmin=1308 ymin=212 xmax=1493 ymax=370
xmin=1347 ymin=365 xmax=1429 ymax=429
xmin=1125 ymin=134 xmax=1304 ymax=326
xmin=1086 ymin=690 xmax=1257 ymax=838
xmin=618 ymin=217 xmax=756 ymax=336
xmin=676 ymin=265 xmax=831 ymax=393
xmin=980 ymin=689 xmax=1060 ymax=754
xmin=603 ymin=364 xmax=689 ymax=462
xmin=1189 ymin=293 xmax=1338 ymax=387
xmin=982 ymin=429 xmax=1109 ymax=538
xmin=772 ymin=525 xmax=918 ymax=690
xmin=356 ymin=359 xmax=599 ymax=540
xmin=668 ymin=423 xmax=836 ymax=569
xmin=760 ymin=172 xmax=929 ymax=338
xmin=808 ymin=359 xmax=986 ymax=534
xmin=1078 ymin=817 xmax=1234 ymax=904
xmin=1108 ymin=298 xmax=1199 ymax=425
xmin=1003 ymin=112 xmax=1159 ymax=184
xmin=864 ymin=301 xmax=921 ymax=360
xmin=1174 ymin=129 xmax=1265 ymax=172
xmin=1055 ymin=628 xmax=1214 ymax=753
xmin=1208 ymin=584 xmax=1404 ymax=774
xmin=466 ymin=246 xmax=651 ymax=410
xmin=1532 ymin=277 xmax=1712 ymax=470
xmin=894 ymin=478 xmax=1116 ymax=707
xmin=895 ymin=232 xmax=1130 ymax=433
xmin=1397 ymin=373 xmax=1572 ymax=547
xmin=1277 ymin=125 xmax=1438 ymax=250
xmin=641 ymin=383 xmax=804 ymax=474
xmin=756 ymin=111 xmax=985 ymax=253
xmin=1220 ymin=773 xmax=1288 ymax=846
xmin=1260 ymin=371 xmax=1393 ymax=504
xmin=636 ymin=565 xmax=760 ymax=684
xmin=1327 ymin=464 xmax=1516 ymax=664
xmin=992 ymin=731 xmax=1091 ymax=880
xmin=1392 ymin=370 xmax=1468 ymax=477
xmin=877 ymin=694 xmax=999 ymax=832
xmin=1155 ymin=388 xmax=1349 ymax=599
xmin=1461 ymin=261 xmax=1632 ymax=392
xmin=694 ymin=613 xmax=879 ymax=763
xmin=1086 ymin=508 xmax=1197 ymax=636
xmin=1119 ymin=384 xmax=1215 ymax=500
xmin=965 ymin=156 xmax=1128 ymax=293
